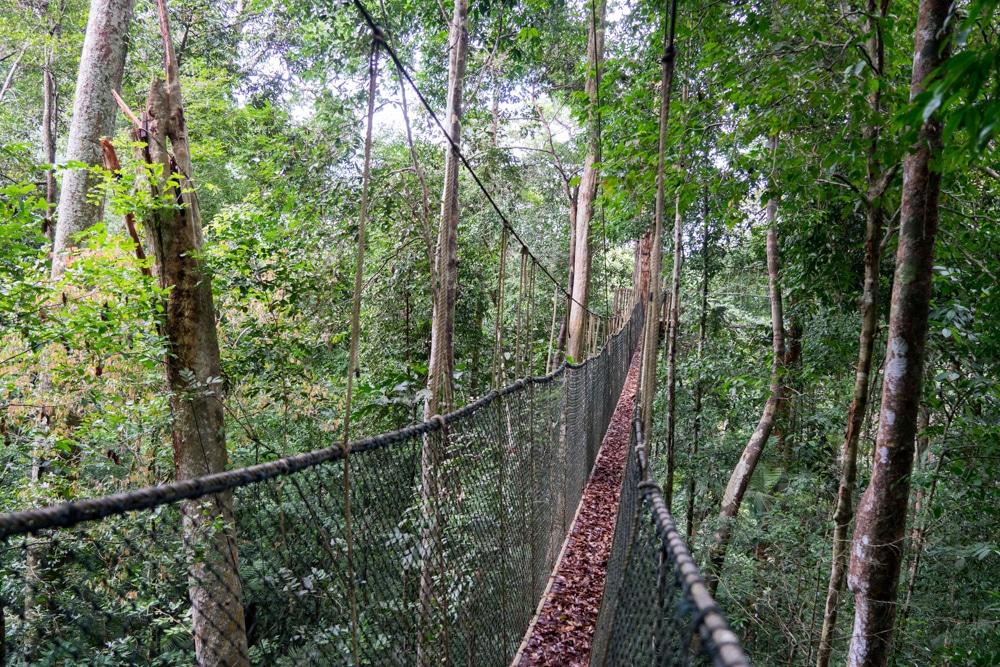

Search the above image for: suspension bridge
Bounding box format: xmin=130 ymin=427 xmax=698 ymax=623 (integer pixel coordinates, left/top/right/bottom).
xmin=0 ymin=0 xmax=755 ymax=662
xmin=0 ymin=302 xmax=748 ymax=666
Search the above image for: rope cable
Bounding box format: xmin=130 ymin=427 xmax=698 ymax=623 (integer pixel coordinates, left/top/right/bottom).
xmin=349 ymin=0 xmax=604 ymax=321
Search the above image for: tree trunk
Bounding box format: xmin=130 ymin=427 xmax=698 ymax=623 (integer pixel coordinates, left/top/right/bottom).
xmin=664 ymin=195 xmax=682 ymax=508
xmin=339 ymin=41 xmax=379 ymax=665
xmin=775 ymin=315 xmax=802 ymax=465
xmin=637 ymin=0 xmax=678 ymax=437
xmin=25 ymin=0 xmax=133 ymax=650
xmin=707 ymin=135 xmax=784 ymax=595
xmin=128 ymin=2 xmax=249 ymax=662
xmin=565 ymin=0 xmax=606 ymax=361
xmin=51 ymin=0 xmax=134 ymax=277
xmin=0 ymin=41 xmax=26 ymax=102
xmin=816 ymin=4 xmax=890 ymax=663
xmin=686 ymin=192 xmax=710 ymax=542
xmin=42 ymin=36 xmax=58 ymax=240
xmin=555 ymin=195 xmax=577 ymax=364
xmin=398 ymin=69 xmax=434 ymax=273
xmin=419 ymin=0 xmax=468 ymax=662
xmin=846 ymin=2 xmax=952 ymax=664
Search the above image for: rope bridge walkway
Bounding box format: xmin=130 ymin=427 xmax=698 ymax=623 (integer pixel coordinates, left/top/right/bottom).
xmin=0 ymin=303 xmax=747 ymax=666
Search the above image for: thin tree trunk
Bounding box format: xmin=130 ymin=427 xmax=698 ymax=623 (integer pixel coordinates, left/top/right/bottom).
xmin=419 ymin=0 xmax=468 ymax=661
xmin=339 ymin=41 xmax=379 ymax=665
xmin=846 ymin=2 xmax=952 ymax=663
xmin=0 ymin=41 xmax=26 ymax=103
xmin=775 ymin=316 xmax=802 ymax=466
xmin=125 ymin=2 xmax=249 ymax=661
xmin=565 ymin=0 xmax=606 ymax=361
xmin=51 ymin=0 xmax=134 ymax=277
xmin=41 ymin=38 xmax=58 ymax=240
xmin=707 ymin=134 xmax=785 ymax=595
xmin=398 ymin=69 xmax=435 ymax=274
xmin=686 ymin=192 xmax=710 ymax=542
xmin=664 ymin=195 xmax=682 ymax=507
xmin=555 ymin=196 xmax=577 ymax=363
xmin=546 ymin=282 xmax=559 ymax=373
xmin=816 ymin=3 xmax=890 ymax=662
xmin=638 ymin=0 xmax=678 ymax=437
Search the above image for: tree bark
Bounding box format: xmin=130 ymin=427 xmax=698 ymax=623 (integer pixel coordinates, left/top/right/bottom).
xmin=816 ymin=4 xmax=890 ymax=663
xmin=25 ymin=0 xmax=133 ymax=649
xmin=637 ymin=0 xmax=678 ymax=437
xmin=775 ymin=315 xmax=802 ymax=465
xmin=127 ymin=2 xmax=249 ymax=662
xmin=42 ymin=36 xmax=58 ymax=240
xmin=846 ymin=2 xmax=952 ymax=664
xmin=419 ymin=1 xmax=468 ymax=662
xmin=565 ymin=0 xmax=606 ymax=361
xmin=664 ymin=194 xmax=682 ymax=507
xmin=707 ymin=135 xmax=784 ymax=595
xmin=51 ymin=0 xmax=134 ymax=278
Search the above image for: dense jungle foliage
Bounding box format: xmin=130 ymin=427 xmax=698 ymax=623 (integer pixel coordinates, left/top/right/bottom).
xmin=0 ymin=0 xmax=997 ymax=663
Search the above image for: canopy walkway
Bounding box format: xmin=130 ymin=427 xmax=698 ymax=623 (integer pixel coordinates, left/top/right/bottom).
xmin=0 ymin=302 xmax=748 ymax=666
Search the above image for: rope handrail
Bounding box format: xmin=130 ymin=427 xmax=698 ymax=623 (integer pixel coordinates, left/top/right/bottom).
xmin=589 ymin=407 xmax=752 ymax=667
xmin=0 ymin=301 xmax=640 ymax=540
xmin=0 ymin=302 xmax=644 ymax=666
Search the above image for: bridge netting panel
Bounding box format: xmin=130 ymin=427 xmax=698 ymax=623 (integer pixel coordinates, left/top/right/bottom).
xmin=589 ymin=410 xmax=751 ymax=667
xmin=0 ymin=304 xmax=642 ymax=666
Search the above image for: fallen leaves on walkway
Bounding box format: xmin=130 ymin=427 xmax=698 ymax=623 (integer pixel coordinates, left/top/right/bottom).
xmin=516 ymin=348 xmax=641 ymax=666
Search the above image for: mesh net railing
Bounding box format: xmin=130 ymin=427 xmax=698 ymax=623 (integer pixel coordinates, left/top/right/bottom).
xmin=0 ymin=303 xmax=643 ymax=666
xmin=589 ymin=409 xmax=751 ymax=667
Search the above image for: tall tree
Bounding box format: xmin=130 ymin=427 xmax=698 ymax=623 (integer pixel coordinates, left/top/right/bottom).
xmin=846 ymin=0 xmax=953 ymax=663
xmin=419 ymin=0 xmax=469 ymax=661
xmin=638 ymin=0 xmax=678 ymax=437
xmin=707 ymin=134 xmax=785 ymax=594
xmin=565 ymin=0 xmax=606 ymax=360
xmin=121 ymin=0 xmax=250 ymax=661
xmin=50 ymin=0 xmax=133 ymax=276
xmin=817 ymin=1 xmax=893 ymax=664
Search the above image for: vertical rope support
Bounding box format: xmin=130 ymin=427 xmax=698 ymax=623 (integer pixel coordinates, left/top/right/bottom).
xmin=545 ymin=283 xmax=559 ymax=374
xmin=492 ymin=228 xmax=509 ymax=388
xmin=340 ymin=38 xmax=379 ymax=665
xmin=516 ymin=246 xmax=528 ymax=377
xmin=526 ymin=259 xmax=536 ymax=374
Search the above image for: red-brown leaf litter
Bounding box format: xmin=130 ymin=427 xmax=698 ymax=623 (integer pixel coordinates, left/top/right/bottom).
xmin=515 ymin=348 xmax=642 ymax=666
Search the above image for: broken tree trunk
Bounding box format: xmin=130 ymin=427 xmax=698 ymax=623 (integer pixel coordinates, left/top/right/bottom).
xmin=846 ymin=1 xmax=952 ymax=663
xmin=126 ymin=1 xmax=249 ymax=662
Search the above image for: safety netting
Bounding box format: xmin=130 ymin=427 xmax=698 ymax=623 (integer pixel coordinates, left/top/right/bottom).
xmin=0 ymin=304 xmax=643 ymax=666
